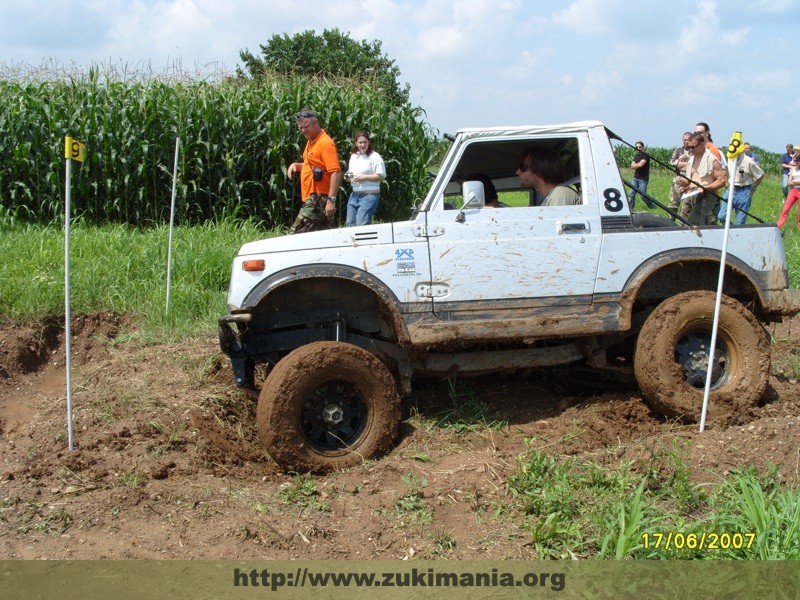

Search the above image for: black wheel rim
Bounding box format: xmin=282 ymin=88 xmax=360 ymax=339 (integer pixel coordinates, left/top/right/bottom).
xmin=300 ymin=380 xmax=367 ymax=452
xmin=675 ymin=331 xmax=728 ymax=388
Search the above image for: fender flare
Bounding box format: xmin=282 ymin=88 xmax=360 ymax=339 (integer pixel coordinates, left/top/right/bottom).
xmin=617 ymin=248 xmax=767 ymax=327
xmin=241 ymin=263 xmax=413 ymax=345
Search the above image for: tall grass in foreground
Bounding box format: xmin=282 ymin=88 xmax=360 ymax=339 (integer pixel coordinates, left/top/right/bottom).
xmin=506 ymin=442 xmax=799 ymax=559
xmin=0 ymin=219 xmax=273 ymax=337
xmin=409 ymin=376 xmax=799 ymax=559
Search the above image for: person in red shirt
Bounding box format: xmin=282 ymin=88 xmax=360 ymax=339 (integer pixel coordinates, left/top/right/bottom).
xmin=286 ymin=108 xmax=342 ymax=234
xmin=778 ymin=151 xmax=800 ymax=231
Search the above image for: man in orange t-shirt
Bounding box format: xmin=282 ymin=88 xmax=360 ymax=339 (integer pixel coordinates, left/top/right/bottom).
xmin=286 ymin=108 xmax=342 ymax=234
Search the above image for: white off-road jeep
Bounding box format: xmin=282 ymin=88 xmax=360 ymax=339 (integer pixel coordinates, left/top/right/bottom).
xmin=219 ymin=121 xmax=800 ymax=473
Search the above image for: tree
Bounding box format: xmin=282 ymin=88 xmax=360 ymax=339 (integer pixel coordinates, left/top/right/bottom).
xmin=239 ymin=28 xmax=410 ymax=106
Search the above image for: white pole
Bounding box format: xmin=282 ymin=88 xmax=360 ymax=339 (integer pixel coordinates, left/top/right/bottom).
xmin=166 ymin=137 xmax=180 ymax=314
xmin=65 ymin=157 xmax=75 ymax=451
xmin=699 ymin=152 xmax=743 ymax=432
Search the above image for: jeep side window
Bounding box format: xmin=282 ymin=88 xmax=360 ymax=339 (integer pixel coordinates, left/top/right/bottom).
xmin=442 ymin=137 xmax=581 ymax=209
xmin=518 ymin=141 xmax=582 ymax=207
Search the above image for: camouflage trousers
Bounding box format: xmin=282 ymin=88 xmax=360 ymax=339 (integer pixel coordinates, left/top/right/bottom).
xmin=668 ymin=180 xmax=682 ymax=213
xmin=288 ymin=195 xmax=335 ymax=234
xmin=680 ymin=192 xmax=717 ymax=226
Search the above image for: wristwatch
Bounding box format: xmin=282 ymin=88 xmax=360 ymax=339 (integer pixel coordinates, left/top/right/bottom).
xmin=326 ymin=196 xmax=336 ymax=203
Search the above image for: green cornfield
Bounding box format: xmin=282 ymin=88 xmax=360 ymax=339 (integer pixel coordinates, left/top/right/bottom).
xmin=0 ymin=65 xmax=438 ymax=228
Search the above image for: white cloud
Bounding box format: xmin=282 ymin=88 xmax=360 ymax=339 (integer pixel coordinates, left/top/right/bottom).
xmin=0 ymin=0 xmax=796 ymax=149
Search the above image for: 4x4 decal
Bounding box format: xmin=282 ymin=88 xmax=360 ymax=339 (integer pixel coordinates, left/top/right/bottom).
xmin=395 ymin=248 xmax=416 ymax=274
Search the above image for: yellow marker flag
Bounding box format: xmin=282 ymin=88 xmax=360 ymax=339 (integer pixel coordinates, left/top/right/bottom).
xmin=64 ymin=136 xmax=85 ymax=162
xmin=726 ymin=131 xmax=744 ymax=160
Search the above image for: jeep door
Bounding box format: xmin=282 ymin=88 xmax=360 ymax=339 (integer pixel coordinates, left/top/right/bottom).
xmin=424 ymin=135 xmax=603 ymax=322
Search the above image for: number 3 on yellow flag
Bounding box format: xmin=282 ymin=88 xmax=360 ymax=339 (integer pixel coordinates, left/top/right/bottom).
xmin=64 ymin=136 xmax=85 ymax=162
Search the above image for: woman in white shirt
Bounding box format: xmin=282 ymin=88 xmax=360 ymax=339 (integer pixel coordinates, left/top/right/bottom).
xmin=345 ymin=131 xmax=386 ymax=226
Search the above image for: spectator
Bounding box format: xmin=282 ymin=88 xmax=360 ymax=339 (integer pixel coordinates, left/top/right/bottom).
xmin=516 ymin=147 xmax=581 ymax=206
xmin=694 ymin=122 xmax=725 ymax=165
xmin=780 ymin=144 xmax=795 ymax=200
xmin=627 ymin=141 xmax=651 ymax=209
xmin=718 ymin=151 xmax=764 ymax=225
xmin=286 ymin=108 xmax=342 ymax=234
xmin=694 ymin=122 xmax=725 ymax=225
xmin=778 ymin=152 xmax=800 ymax=231
xmin=742 ymin=142 xmax=761 ymax=200
xmin=466 ymin=173 xmax=508 ymax=207
xmin=345 ymin=131 xmax=386 ymax=227
xmin=743 ymin=142 xmax=760 ymax=163
xmin=678 ymin=132 xmax=726 ymax=225
xmin=668 ymin=132 xmax=692 ymax=216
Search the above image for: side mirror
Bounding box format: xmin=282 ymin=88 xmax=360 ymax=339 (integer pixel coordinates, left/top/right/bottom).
xmin=456 ymin=181 xmax=486 ymax=222
xmin=462 ymin=181 xmax=486 ymax=209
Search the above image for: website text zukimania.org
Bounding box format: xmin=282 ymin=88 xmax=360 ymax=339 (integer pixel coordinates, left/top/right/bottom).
xmin=233 ymin=567 xmax=566 ymax=592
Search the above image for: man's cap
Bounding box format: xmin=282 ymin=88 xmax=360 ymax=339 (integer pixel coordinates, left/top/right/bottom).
xmin=295 ymin=108 xmax=318 ymax=119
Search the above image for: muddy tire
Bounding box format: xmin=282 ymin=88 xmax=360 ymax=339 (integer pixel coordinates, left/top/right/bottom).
xmin=634 ymin=291 xmax=770 ymax=426
xmin=257 ymin=341 xmax=401 ymax=473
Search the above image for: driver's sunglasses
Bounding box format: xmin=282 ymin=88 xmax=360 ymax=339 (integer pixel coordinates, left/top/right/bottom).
xmin=518 ymin=163 xmax=530 ymax=172
xmin=685 ymin=143 xmax=699 ymax=149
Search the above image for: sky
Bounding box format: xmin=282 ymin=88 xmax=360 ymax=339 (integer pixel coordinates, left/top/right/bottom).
xmin=1 ymin=0 xmax=798 ymax=152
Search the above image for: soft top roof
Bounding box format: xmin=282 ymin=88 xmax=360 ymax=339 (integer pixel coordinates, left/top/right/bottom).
xmin=442 ymin=122 xmax=604 ymax=184
xmin=451 ymin=120 xmax=608 ymax=141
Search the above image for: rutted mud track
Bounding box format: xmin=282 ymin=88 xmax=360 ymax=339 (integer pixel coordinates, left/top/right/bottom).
xmin=0 ymin=313 xmax=798 ymax=559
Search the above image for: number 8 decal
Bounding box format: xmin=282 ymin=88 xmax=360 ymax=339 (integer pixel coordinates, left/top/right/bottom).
xmin=603 ymin=188 xmax=624 ymax=212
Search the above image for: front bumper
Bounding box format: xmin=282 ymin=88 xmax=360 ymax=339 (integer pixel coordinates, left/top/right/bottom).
xmin=218 ymin=313 xmax=253 ymax=388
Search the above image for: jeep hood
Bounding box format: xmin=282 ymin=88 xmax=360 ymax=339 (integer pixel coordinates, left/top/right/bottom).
xmin=237 ymin=222 xmax=402 ymax=256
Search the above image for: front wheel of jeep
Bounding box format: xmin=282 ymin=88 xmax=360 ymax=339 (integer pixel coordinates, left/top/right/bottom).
xmin=257 ymin=341 xmax=401 ymax=473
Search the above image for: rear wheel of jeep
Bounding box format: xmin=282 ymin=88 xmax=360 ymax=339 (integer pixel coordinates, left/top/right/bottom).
xmin=257 ymin=341 xmax=401 ymax=473
xmin=634 ymin=290 xmax=770 ymax=426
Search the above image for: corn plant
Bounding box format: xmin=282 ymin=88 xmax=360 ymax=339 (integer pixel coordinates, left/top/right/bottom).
xmin=0 ymin=63 xmax=438 ymax=228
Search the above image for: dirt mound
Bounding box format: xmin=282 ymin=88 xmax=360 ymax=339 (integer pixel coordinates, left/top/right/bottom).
xmin=0 ymin=313 xmax=798 ymax=559
xmin=0 ymin=312 xmax=128 ymax=378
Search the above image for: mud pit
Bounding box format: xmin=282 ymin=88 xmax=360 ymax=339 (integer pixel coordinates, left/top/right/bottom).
xmin=0 ymin=313 xmax=798 ymax=559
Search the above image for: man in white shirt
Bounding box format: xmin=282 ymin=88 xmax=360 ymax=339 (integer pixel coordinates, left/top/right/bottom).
xmin=718 ymin=153 xmax=764 ymax=225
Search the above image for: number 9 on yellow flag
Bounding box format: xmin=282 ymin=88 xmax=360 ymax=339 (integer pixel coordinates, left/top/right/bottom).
xmin=64 ymin=136 xmax=85 ymax=162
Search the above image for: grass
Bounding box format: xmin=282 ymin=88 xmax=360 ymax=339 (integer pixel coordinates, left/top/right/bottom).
xmin=408 ymin=378 xmax=799 ymax=560
xmin=0 ymin=218 xmax=273 ymax=337
xmin=435 ymin=378 xmax=509 ymax=432
xmin=506 ymin=439 xmax=800 ymax=560
xmin=277 ymin=474 xmax=331 ymax=512
xmin=775 ymin=347 xmax=800 ymax=380
xmin=390 ymin=474 xmax=433 ymax=526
